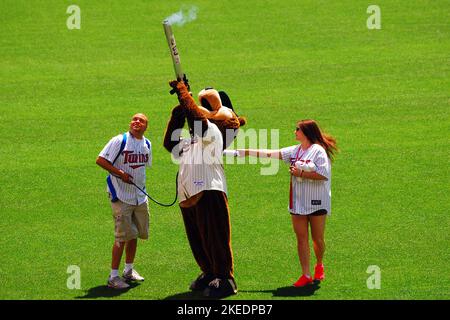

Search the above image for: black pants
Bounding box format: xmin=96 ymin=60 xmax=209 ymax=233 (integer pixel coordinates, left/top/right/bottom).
xmin=180 ymin=190 xmax=234 ymax=279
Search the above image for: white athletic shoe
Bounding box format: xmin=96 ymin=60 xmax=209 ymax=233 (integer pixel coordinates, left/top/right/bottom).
xmin=107 ymin=276 xmax=130 ymax=289
xmin=123 ymin=269 xmax=145 ymax=282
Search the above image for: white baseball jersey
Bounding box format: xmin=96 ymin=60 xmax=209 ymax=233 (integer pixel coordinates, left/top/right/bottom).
xmin=99 ymin=132 xmax=152 ymax=205
xmin=281 ymin=144 xmax=331 ymax=215
xmin=178 ymin=120 xmax=227 ymax=202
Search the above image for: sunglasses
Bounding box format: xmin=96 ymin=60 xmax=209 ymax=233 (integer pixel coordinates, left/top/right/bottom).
xmin=295 ymin=127 xmax=301 ymax=132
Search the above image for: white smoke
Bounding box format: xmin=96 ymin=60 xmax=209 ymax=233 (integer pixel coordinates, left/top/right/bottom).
xmin=164 ymin=5 xmax=198 ymax=26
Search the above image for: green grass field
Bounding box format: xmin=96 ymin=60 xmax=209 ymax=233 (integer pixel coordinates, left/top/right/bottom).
xmin=1 ymin=0 xmax=449 ymax=300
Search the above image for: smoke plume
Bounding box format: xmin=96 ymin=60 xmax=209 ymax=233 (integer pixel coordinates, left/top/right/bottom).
xmin=164 ymin=5 xmax=199 ymax=26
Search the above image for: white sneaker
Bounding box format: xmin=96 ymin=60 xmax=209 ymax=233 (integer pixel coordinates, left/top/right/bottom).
xmin=123 ymin=269 xmax=145 ymax=282
xmin=107 ymin=276 xmax=130 ymax=289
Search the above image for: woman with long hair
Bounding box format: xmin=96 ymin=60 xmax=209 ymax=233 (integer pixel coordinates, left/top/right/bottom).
xmin=236 ymin=119 xmax=338 ymax=287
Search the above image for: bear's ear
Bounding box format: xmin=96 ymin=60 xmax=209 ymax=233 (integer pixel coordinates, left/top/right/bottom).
xmin=200 ymin=97 xmax=213 ymax=111
xmin=218 ymin=91 xmax=234 ymax=112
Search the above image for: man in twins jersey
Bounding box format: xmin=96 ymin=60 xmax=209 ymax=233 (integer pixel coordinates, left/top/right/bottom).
xmin=96 ymin=113 xmax=152 ymax=289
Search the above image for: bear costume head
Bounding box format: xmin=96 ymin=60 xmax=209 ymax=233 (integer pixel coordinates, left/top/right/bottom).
xmin=167 ymin=80 xmax=246 ymax=149
xmin=197 ymin=87 xmax=246 ymax=148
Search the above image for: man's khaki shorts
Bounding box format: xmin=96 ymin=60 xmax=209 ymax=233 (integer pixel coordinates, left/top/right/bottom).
xmin=110 ymin=200 xmax=149 ymax=242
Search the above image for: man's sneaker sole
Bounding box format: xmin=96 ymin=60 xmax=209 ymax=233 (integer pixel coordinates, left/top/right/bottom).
xmin=107 ymin=283 xmax=130 ymax=289
xmin=107 ymin=277 xmax=130 ymax=289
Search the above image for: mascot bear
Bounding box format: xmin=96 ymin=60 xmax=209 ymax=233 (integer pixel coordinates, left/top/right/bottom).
xmin=163 ymin=80 xmax=246 ymax=298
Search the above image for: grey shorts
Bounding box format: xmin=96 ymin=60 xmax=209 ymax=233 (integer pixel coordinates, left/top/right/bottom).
xmin=111 ymin=200 xmax=149 ymax=242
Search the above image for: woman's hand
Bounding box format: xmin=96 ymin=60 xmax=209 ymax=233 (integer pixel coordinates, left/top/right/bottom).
xmin=289 ymin=165 xmax=302 ymax=177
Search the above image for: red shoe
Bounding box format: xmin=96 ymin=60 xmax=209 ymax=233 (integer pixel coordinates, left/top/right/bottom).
xmin=293 ymin=275 xmax=313 ymax=287
xmin=314 ymin=263 xmax=325 ymax=281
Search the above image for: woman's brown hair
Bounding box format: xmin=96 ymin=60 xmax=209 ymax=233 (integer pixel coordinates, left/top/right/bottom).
xmin=298 ymin=119 xmax=338 ymax=161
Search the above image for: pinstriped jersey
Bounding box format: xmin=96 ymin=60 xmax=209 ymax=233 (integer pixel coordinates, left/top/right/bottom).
xmin=99 ymin=132 xmax=152 ymax=205
xmin=178 ymin=120 xmax=226 ymax=202
xmin=281 ymin=144 xmax=331 ymax=215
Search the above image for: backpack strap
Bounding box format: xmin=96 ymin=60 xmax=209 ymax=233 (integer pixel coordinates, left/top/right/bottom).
xmin=112 ymin=132 xmax=127 ymax=165
xmin=107 ymin=132 xmax=127 ymax=203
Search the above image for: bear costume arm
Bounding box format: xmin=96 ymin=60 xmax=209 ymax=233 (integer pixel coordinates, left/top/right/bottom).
xmin=170 ymin=80 xmax=208 ymax=138
xmin=163 ymin=104 xmax=186 ymax=154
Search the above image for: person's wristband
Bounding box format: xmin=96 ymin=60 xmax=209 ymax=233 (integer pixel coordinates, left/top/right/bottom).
xmin=223 ymin=150 xmax=240 ymax=157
